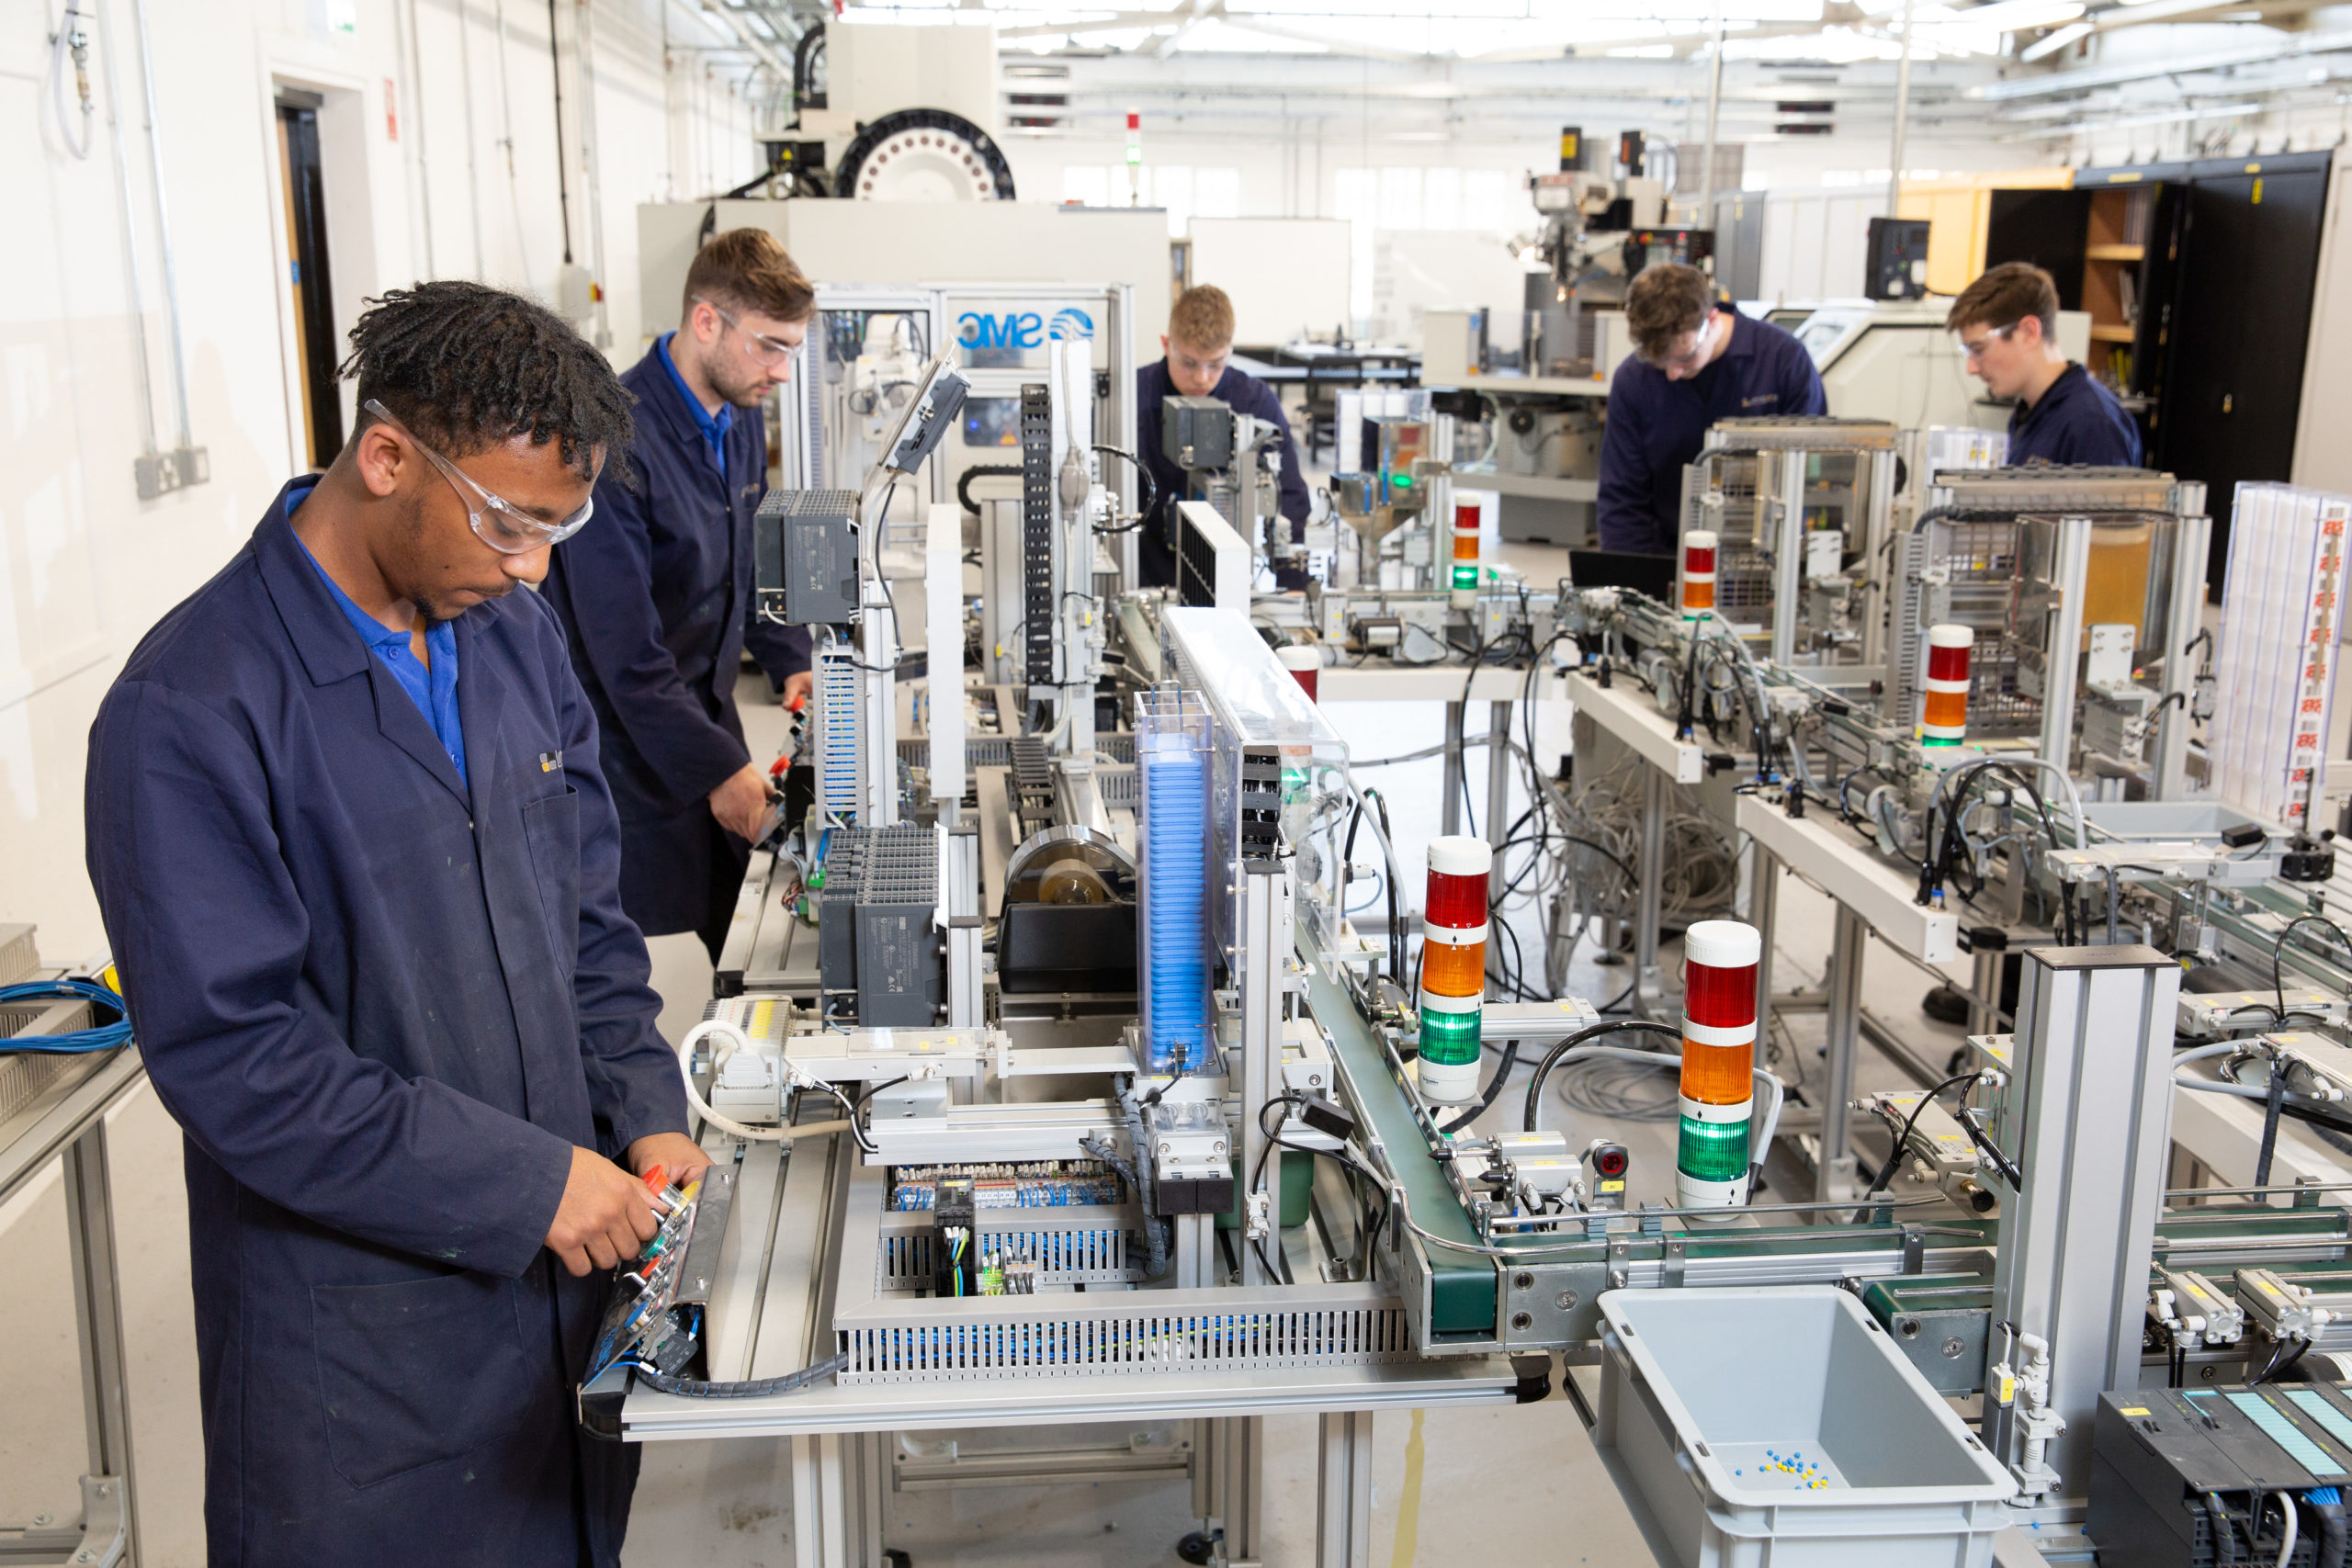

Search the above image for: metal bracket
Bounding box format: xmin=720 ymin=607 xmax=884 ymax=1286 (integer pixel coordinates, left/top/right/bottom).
xmin=1608 ymin=1236 xmax=1631 ymax=1291
xmin=0 ymin=1474 xmax=128 ymax=1567
xmin=1902 ymin=1227 xmax=1926 ymax=1276
xmin=1662 ymin=1238 xmax=1687 ymax=1289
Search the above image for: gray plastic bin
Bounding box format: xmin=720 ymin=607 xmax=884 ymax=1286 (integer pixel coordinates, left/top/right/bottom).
xmin=1595 ymin=1286 xmax=2018 ymax=1567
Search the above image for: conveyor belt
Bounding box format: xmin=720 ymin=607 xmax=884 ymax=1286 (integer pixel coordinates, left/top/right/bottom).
xmin=1300 ymin=921 xmax=1496 ymax=1339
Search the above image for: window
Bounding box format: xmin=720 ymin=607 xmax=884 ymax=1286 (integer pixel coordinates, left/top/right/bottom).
xmin=1379 ymin=166 xmax=1424 ymax=231
xmin=1196 ymin=166 xmax=1241 ymax=220
xmin=1335 ymin=166 xmax=1377 ymax=323
xmin=1463 ymin=168 xmax=1515 ymax=232
xmin=1422 ymin=166 xmax=1462 ymax=231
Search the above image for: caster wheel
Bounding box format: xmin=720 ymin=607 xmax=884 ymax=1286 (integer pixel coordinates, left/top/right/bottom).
xmin=1176 ymin=1530 xmax=1215 ymax=1565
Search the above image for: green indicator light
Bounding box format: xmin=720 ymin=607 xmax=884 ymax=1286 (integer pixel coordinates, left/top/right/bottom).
xmin=1676 ymin=1114 xmax=1749 ymax=1181
xmin=1391 ymin=473 xmax=1410 ymax=490
xmin=1418 ymin=1006 xmax=1482 ymax=1067
xmin=1919 ymin=736 xmax=1961 ymax=748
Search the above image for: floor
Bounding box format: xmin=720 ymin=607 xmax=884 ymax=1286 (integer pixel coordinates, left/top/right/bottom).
xmin=0 ymin=536 xmax=2073 ymax=1565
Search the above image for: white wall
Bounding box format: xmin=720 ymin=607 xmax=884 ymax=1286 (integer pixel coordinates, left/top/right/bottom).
xmin=2 ymin=0 xmax=763 ymax=964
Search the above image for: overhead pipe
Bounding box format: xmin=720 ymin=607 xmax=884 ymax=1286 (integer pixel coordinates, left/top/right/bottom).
xmin=129 ymin=0 xmax=204 ymax=490
xmin=92 ymin=0 xmax=162 ymax=491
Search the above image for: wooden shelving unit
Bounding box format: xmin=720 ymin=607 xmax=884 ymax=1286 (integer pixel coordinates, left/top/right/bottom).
xmin=2081 ymin=186 xmax=2155 ymax=395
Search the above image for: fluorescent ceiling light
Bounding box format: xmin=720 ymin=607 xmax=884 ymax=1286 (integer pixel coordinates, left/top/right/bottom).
xmin=2007 ymin=98 xmax=2260 ymax=135
xmin=2018 ymin=18 xmax=2089 ymax=56
xmin=1954 ymin=0 xmax=2085 ymax=31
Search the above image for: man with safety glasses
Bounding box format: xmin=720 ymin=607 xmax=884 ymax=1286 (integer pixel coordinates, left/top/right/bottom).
xmin=1597 ymin=262 xmax=1826 ymax=554
xmin=1946 ymin=261 xmax=2141 ymax=468
xmin=544 ymin=228 xmax=816 ymax=964
xmin=84 ymin=281 xmax=707 ymax=1566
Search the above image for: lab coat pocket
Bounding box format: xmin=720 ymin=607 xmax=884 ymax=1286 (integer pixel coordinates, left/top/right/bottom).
xmin=521 ymin=787 xmax=582 ymax=973
xmin=311 ymin=1271 xmax=531 ymax=1488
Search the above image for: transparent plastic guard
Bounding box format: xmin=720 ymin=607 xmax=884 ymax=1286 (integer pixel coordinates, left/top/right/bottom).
xmin=1159 ymin=608 xmax=1350 ymax=976
xmin=1159 ymin=607 xmax=1346 ymax=763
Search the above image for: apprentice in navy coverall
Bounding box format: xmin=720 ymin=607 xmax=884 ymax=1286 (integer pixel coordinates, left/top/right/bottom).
xmin=1597 ymin=306 xmax=1827 ymax=555
xmin=85 ymin=478 xmax=687 ymax=1567
xmin=543 ymin=335 xmax=810 ymax=958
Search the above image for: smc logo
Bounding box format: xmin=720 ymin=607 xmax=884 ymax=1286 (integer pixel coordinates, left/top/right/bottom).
xmin=956 ymin=307 xmax=1096 ymax=349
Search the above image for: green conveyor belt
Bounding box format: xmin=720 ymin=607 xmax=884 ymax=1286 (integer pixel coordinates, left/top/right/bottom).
xmin=1301 ymin=924 xmax=1496 ymax=1338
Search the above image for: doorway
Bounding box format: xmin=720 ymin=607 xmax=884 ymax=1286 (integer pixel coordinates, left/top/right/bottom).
xmin=277 ymin=94 xmax=342 ymax=469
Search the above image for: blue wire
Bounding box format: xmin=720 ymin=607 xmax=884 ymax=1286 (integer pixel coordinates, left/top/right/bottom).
xmin=1 ymin=979 xmax=133 ymax=1054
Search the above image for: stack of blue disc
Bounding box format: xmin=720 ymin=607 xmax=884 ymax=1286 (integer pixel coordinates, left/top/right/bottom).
xmin=1139 ymin=740 xmax=1210 ymax=1075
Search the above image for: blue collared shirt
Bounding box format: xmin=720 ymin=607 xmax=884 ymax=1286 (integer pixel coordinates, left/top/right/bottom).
xmin=655 ymin=331 xmax=733 ymax=475
xmin=288 ymin=479 xmax=468 ymax=786
xmin=2007 ymin=362 xmax=2143 ymax=468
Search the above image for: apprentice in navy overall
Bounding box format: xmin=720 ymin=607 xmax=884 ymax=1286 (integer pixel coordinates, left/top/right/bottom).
xmin=1136 ymin=283 xmax=1314 ymax=590
xmin=1948 ymin=261 xmax=2143 ymax=468
xmin=85 ymin=283 xmax=712 ymax=1568
xmin=544 ymin=229 xmax=814 ymax=961
xmin=1597 ymin=262 xmax=1827 ymax=554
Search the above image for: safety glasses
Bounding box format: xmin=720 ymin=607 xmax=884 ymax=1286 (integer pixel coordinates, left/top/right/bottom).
xmin=1958 ymin=321 xmax=2020 ymax=363
xmin=363 ymin=399 xmax=597 ymax=554
xmin=1644 ymin=314 xmax=1720 ymax=373
xmin=698 ymin=299 xmax=804 ymax=368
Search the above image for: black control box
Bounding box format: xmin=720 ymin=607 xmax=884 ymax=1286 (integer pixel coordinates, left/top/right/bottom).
xmin=1163 ymin=396 xmax=1234 ymax=472
xmin=754 ymin=488 xmax=859 ymax=626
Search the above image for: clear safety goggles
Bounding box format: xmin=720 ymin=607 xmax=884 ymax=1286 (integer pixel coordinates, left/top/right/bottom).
xmin=363 ymin=399 xmax=597 ymax=554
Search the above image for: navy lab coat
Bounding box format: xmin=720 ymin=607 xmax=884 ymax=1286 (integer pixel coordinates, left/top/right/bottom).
xmin=85 ymin=483 xmax=689 ymax=1568
xmin=2007 ymin=361 xmax=2143 ymax=468
xmin=543 ymin=342 xmax=810 ymax=951
xmin=1597 ymin=307 xmax=1827 ymax=554
xmin=1136 ymin=357 xmax=1313 ymax=589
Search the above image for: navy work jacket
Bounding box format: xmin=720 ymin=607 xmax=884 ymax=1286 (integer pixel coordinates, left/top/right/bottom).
xmin=1598 ymin=308 xmax=1827 ymax=554
xmin=543 ymin=343 xmax=809 ymax=937
xmin=1136 ymin=357 xmax=1312 ymax=589
xmin=85 ymin=484 xmax=687 ymax=1568
xmin=2007 ymin=361 xmax=2143 ymax=468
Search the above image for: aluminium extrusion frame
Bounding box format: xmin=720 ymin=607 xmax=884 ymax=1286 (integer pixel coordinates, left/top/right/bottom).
xmin=0 ymin=1015 xmax=146 ymax=1568
xmin=1982 ymin=944 xmax=2181 ymax=1506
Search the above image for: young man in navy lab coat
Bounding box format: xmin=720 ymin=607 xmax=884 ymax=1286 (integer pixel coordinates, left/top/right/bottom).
xmin=85 ymin=282 xmax=709 ymax=1568
xmin=544 ymin=229 xmax=815 ymax=961
xmin=1597 ymin=262 xmax=1827 ymax=555
xmin=1135 ymin=284 xmax=1313 ymax=589
xmin=1948 ymin=261 xmax=2143 ymax=468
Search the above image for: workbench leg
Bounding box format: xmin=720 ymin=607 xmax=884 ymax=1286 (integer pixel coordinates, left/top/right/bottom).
xmin=1815 ymin=904 xmax=1866 ymax=1203
xmin=1315 ymin=1411 xmax=1373 ymax=1568
xmin=1750 ymin=849 xmax=1781 ymax=1082
xmin=1633 ymin=764 xmax=1668 ymax=1019
xmin=1487 ymin=700 xmax=1512 ymax=907
xmin=62 ymin=1119 xmax=137 ymax=1568
xmin=1441 ymin=701 xmax=1465 ymax=837
xmin=792 ymin=1432 xmax=881 ymax=1568
xmin=1209 ymin=1416 xmax=1262 ymax=1567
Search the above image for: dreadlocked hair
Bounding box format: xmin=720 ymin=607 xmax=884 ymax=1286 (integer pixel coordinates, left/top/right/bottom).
xmin=337 ymin=280 xmax=632 ymax=480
